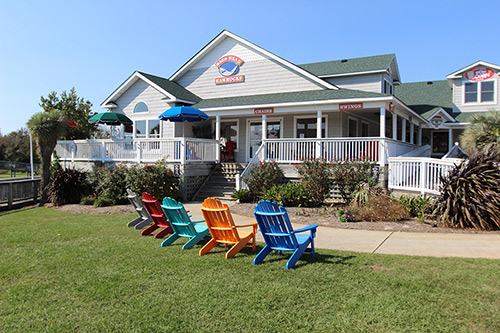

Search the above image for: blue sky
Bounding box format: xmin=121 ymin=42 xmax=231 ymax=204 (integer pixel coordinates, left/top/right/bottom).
xmin=1 ymin=0 xmax=499 ymax=134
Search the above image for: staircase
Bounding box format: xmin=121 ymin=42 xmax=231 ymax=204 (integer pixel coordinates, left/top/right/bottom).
xmin=192 ymin=163 xmax=247 ymax=201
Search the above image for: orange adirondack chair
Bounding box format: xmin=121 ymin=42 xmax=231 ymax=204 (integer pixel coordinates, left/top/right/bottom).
xmin=141 ymin=192 xmax=173 ymax=238
xmin=200 ymin=198 xmax=257 ymax=259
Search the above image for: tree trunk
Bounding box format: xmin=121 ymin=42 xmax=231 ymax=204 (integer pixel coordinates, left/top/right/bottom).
xmin=38 ymin=142 xmax=57 ymax=206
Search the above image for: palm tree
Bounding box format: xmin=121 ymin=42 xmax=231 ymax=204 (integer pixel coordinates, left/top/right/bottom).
xmin=460 ymin=110 xmax=500 ymax=155
xmin=27 ymin=110 xmax=68 ymax=205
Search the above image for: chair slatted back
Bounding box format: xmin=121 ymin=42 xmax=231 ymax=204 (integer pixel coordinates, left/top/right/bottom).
xmin=127 ymin=189 xmax=150 ymax=219
xmin=142 ymin=192 xmax=170 ymax=229
xmin=161 ymin=197 xmax=196 ymax=238
xmin=201 ymin=198 xmax=239 ymax=244
xmin=254 ymin=201 xmax=299 ymax=251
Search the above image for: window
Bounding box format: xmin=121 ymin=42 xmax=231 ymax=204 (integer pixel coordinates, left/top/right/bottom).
xmin=383 ymin=79 xmax=393 ymax=95
xmin=348 ymin=118 xmax=358 ymax=137
xmin=149 ymin=120 xmax=160 ymax=138
xmin=220 ymin=121 xmax=238 ymax=150
xmin=464 ymin=81 xmax=495 ymax=103
xmin=124 ymin=124 xmax=133 ymax=138
xmin=134 ymin=102 xmax=148 ymax=113
xmin=361 ymin=122 xmax=369 ymax=137
xmin=295 ymin=117 xmax=326 ymax=138
xmin=135 ymin=121 xmax=146 ymax=138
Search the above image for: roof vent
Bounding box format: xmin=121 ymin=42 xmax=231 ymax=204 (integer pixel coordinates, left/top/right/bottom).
xmin=341 ymin=59 xmax=348 ymax=63
xmin=427 ymin=81 xmax=433 ymax=85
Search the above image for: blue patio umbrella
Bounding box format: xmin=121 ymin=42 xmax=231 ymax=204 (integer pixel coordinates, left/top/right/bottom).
xmin=158 ymin=106 xmax=209 ymax=137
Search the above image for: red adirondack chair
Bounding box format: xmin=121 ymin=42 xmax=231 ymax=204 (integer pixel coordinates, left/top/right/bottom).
xmin=220 ymin=141 xmax=236 ymax=162
xmin=141 ymin=192 xmax=173 ymax=238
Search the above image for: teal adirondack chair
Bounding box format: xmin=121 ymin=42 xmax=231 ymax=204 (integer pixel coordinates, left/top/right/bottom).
xmin=254 ymin=200 xmax=318 ymax=270
xmin=160 ymin=197 xmax=209 ymax=249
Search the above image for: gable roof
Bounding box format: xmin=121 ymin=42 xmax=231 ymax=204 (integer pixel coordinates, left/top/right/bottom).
xmin=446 ymin=60 xmax=500 ymax=79
xmin=298 ymin=54 xmax=399 ymax=80
xmin=169 ymin=30 xmax=338 ymax=90
xmin=101 ymin=71 xmax=201 ymax=108
xmin=194 ymin=88 xmax=387 ymax=109
xmin=394 ymin=80 xmax=453 ymax=119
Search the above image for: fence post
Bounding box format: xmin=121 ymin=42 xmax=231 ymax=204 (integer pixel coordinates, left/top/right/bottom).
xmin=101 ymin=142 xmax=106 ymax=163
xmin=71 ymin=142 xmax=75 ymax=164
xmin=7 ymin=182 xmax=12 ymax=210
xmin=420 ymin=160 xmax=427 ymax=195
xmin=181 ymin=138 xmax=186 ymax=165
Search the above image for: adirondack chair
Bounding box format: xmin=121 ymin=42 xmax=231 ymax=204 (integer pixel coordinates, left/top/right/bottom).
xmin=254 ymin=200 xmax=318 ymax=269
xmin=200 ymin=197 xmax=257 ymax=259
xmin=160 ymin=197 xmax=210 ymax=249
xmin=141 ymin=192 xmax=173 ymax=238
xmin=126 ymin=189 xmax=153 ymax=229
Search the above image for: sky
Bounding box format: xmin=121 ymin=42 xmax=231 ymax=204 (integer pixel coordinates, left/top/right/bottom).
xmin=1 ymin=0 xmax=499 ymax=135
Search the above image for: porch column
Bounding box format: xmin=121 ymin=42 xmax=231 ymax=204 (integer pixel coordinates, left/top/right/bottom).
xmin=410 ymin=122 xmax=415 ymax=144
xmin=262 ymin=114 xmax=267 ymax=160
xmin=379 ymin=107 xmax=387 ymax=165
xmin=392 ymin=113 xmax=397 ymax=140
xmin=402 ymin=118 xmax=407 ymax=143
xmin=448 ymin=127 xmax=453 ymax=153
xmin=379 ymin=107 xmax=386 ymax=138
xmin=316 ymin=110 xmax=322 ymax=158
xmin=215 ymin=115 xmax=220 ymax=162
xmin=418 ymin=125 xmax=423 ymax=146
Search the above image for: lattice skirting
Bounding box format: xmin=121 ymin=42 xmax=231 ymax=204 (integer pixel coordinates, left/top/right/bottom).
xmin=185 ymin=176 xmax=206 ymax=199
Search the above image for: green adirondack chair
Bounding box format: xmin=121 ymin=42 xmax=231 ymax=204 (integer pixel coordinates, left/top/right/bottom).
xmin=160 ymin=197 xmax=209 ymax=249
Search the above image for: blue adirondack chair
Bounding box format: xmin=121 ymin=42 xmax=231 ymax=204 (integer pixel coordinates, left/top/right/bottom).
xmin=253 ymin=200 xmax=318 ymax=269
xmin=160 ymin=197 xmax=209 ymax=249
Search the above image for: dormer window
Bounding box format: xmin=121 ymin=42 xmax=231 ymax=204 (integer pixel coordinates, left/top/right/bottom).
xmin=464 ymin=81 xmax=495 ymax=103
xmin=383 ymin=79 xmax=393 ymax=95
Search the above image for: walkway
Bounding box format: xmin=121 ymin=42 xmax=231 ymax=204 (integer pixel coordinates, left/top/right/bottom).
xmin=184 ymin=202 xmax=500 ymax=260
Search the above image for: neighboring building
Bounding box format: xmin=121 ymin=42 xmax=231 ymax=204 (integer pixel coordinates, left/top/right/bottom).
xmin=56 ymin=30 xmax=500 ymax=199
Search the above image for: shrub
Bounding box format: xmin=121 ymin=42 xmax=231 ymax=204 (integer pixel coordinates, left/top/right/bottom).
xmin=94 ymin=197 xmax=114 ymax=207
xmin=97 ymin=165 xmax=130 ymax=205
xmin=435 ymin=146 xmax=500 ymax=230
xmin=349 ymin=191 xmax=408 ymax=222
xmin=331 ymin=159 xmax=378 ymax=203
xmin=351 ymin=182 xmax=389 ymax=206
xmin=48 ymin=168 xmax=88 ymax=206
xmin=336 ymin=207 xmax=355 ymax=222
xmin=259 ymin=183 xmax=310 ymax=207
xmin=296 ymin=158 xmax=333 ymax=205
xmin=80 ymin=195 xmax=96 ymax=205
xmin=231 ymin=189 xmax=254 ymax=203
xmin=245 ymin=161 xmax=283 ymax=196
xmin=126 ymin=160 xmax=180 ymax=201
xmin=398 ymin=195 xmax=435 ymax=217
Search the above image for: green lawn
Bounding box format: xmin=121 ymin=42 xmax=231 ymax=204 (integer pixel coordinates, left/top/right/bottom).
xmin=1 ymin=208 xmax=500 ymax=331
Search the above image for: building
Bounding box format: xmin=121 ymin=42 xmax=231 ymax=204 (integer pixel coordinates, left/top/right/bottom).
xmin=56 ymin=30 xmax=500 ymax=199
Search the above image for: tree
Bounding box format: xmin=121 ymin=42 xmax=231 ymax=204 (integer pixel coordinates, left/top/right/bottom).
xmin=27 ymin=110 xmax=68 ymax=205
xmin=0 ymin=128 xmax=40 ymax=163
xmin=460 ymin=110 xmax=500 ymax=155
xmin=40 ymin=88 xmax=98 ymax=139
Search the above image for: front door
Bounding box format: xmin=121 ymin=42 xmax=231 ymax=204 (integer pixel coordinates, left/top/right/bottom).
xmin=432 ymin=131 xmax=449 ymax=157
xmin=248 ymin=121 xmax=281 ymax=160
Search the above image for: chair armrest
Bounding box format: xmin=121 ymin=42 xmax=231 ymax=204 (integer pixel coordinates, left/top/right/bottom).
xmin=293 ymin=224 xmax=318 ymax=234
xmin=235 ymin=222 xmax=258 ymax=228
xmin=191 ymin=219 xmax=206 ymax=224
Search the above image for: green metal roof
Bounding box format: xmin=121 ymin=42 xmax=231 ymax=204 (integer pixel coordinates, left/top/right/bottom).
xmin=298 ymin=54 xmax=395 ymax=77
xmin=194 ymin=88 xmax=387 ymax=109
xmin=138 ymin=72 xmax=202 ymax=103
xmin=394 ymin=80 xmax=453 ymax=119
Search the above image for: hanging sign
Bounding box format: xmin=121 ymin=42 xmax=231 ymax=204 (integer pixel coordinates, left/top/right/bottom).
xmin=339 ymin=103 xmax=363 ymax=110
xmin=254 ymin=108 xmax=274 ymax=115
xmin=215 ymin=55 xmax=245 ymax=85
xmin=465 ymin=67 xmax=494 ymax=82
xmin=430 ymin=115 xmax=444 ymax=129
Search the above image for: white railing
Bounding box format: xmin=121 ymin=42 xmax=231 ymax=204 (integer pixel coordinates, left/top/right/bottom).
xmin=237 ymin=144 xmax=265 ymax=191
xmin=388 ymin=157 xmax=462 ymax=195
xmin=55 ymin=138 xmax=218 ymax=164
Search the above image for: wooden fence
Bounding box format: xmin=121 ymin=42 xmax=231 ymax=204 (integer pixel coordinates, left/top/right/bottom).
xmin=0 ymin=177 xmax=41 ymax=211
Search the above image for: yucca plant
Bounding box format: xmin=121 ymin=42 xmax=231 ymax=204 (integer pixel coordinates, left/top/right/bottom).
xmin=435 ymin=145 xmax=500 ymax=230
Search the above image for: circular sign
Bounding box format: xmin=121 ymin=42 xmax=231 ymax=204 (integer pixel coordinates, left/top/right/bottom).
xmin=465 ymin=67 xmax=494 ymax=82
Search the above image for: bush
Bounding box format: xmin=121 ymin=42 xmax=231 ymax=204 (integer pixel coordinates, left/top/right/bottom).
xmin=398 ymin=195 xmax=435 ymax=218
xmin=336 ymin=207 xmax=355 ymax=222
xmin=126 ymin=160 xmax=180 ymax=201
xmin=331 ymin=159 xmax=378 ymax=203
xmin=48 ymin=168 xmax=88 ymax=206
xmin=231 ymin=189 xmax=254 ymax=203
xmin=94 ymin=197 xmax=114 ymax=207
xmin=80 ymin=195 xmax=96 ymax=205
xmin=435 ymin=146 xmax=500 ymax=230
xmin=349 ymin=191 xmax=408 ymax=222
xmin=259 ymin=183 xmax=310 ymax=207
xmin=296 ymin=158 xmax=333 ymax=205
xmin=97 ymin=165 xmax=130 ymax=205
xmin=245 ymin=161 xmax=283 ymax=196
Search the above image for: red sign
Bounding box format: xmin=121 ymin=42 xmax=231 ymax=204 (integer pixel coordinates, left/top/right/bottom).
xmin=339 ymin=103 xmax=363 ymax=111
xmin=254 ymin=108 xmax=274 ymax=115
xmin=215 ymin=75 xmax=245 ymax=85
xmin=215 ymin=55 xmax=244 ymax=68
xmin=465 ymin=67 xmax=494 ymax=82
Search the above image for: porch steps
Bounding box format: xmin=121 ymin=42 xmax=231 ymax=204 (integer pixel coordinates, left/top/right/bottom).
xmin=192 ymin=163 xmax=247 ymax=201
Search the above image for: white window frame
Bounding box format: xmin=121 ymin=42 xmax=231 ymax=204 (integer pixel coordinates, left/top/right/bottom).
xmin=133 ymin=101 xmax=150 ymax=113
xmin=246 ymin=117 xmax=283 ymax=161
xmin=462 ymin=79 xmax=497 ymax=105
xmin=134 ymin=120 xmax=147 ymax=139
xmin=293 ymin=115 xmax=328 ymax=138
xmin=148 ymin=119 xmax=161 ymax=138
xmin=213 ymin=118 xmax=240 ymax=152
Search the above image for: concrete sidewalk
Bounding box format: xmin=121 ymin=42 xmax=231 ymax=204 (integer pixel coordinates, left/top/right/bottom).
xmin=184 ymin=202 xmax=500 ymax=260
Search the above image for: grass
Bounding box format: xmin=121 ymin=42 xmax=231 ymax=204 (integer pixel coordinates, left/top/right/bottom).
xmin=1 ymin=208 xmax=500 ymax=331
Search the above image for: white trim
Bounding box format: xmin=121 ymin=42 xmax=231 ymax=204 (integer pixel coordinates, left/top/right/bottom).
xmin=148 ymin=119 xmax=161 ymax=139
xmin=246 ymin=117 xmax=283 ymax=161
xmin=169 ymin=30 xmax=338 ymax=90
xmin=293 ymin=114 xmax=328 ymax=138
xmin=462 ymin=79 xmax=497 ymax=105
xmin=134 ymin=120 xmax=147 ymax=139
xmin=447 ymin=60 xmax=500 ymax=79
xmin=427 ymin=108 xmax=456 ymax=123
xmin=319 ymin=69 xmax=387 ymax=78
xmin=133 ymin=101 xmax=150 ymax=114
